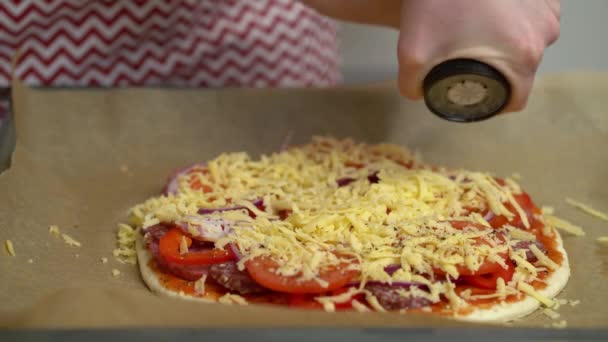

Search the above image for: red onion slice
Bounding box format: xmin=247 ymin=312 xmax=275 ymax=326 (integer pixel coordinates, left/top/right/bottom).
xmin=367 ymin=171 xmax=380 ymax=184
xmin=163 ymin=162 xmax=207 ymax=196
xmin=176 ymin=215 xmax=233 ymax=242
xmin=228 ymin=243 xmax=243 ymax=261
xmin=384 ymin=264 xmax=401 ymax=276
xmin=365 ymin=281 xmax=424 ymax=288
xmin=336 ymin=177 xmax=356 ymax=187
xmin=198 ymin=198 xmax=264 ymax=218
xmin=198 ymin=206 xmax=248 ymax=215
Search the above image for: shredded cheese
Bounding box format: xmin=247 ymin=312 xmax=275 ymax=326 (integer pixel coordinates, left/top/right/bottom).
xmin=542 ymin=308 xmax=560 ymax=320
xmin=27 ymin=258 xmax=33 ymax=264
xmin=179 ymin=236 xmax=189 ymax=255
xmin=512 ymin=254 xmax=537 ymax=275
xmin=218 ymin=293 xmax=248 ymax=305
xmin=5 ymin=240 xmax=15 ymax=256
xmin=101 ymin=257 xmax=108 ymax=264
xmin=552 ymin=320 xmax=568 ymax=329
xmin=496 ymin=278 xmax=507 ymax=301
xmin=529 ymin=244 xmax=559 ymax=270
xmin=565 ymin=198 xmax=608 ymax=222
xmin=351 ymin=300 xmax=370 ymax=312
xmin=597 ymin=236 xmax=608 ymax=246
xmin=544 ymin=215 xmax=585 ymax=236
xmin=49 ymin=225 xmax=60 ymax=235
xmin=61 ymin=233 xmax=81 ymax=247
xmin=541 ymin=206 xmax=555 ymax=215
xmin=507 ymin=226 xmax=536 ymax=241
xmin=518 ymin=281 xmax=555 ymax=308
xmin=364 ymin=292 xmax=387 ymax=312
xmin=194 ymin=274 xmax=207 ymax=295
xmin=111 ymin=269 xmax=121 ymax=277
xmin=113 ymin=223 xmax=136 ymax=264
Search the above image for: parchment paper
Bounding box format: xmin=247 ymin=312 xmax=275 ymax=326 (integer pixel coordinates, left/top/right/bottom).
xmin=0 ymin=73 xmax=607 ymax=328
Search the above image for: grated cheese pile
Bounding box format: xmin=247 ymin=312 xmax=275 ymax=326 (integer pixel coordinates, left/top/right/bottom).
xmin=128 ymin=137 xmax=565 ymax=312
xmin=113 ymin=223 xmax=137 ymax=264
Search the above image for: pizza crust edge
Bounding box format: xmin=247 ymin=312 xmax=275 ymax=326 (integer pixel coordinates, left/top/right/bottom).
xmin=136 ymin=234 xmax=215 ymax=304
xmin=456 ymin=229 xmax=570 ymax=322
xmin=136 ymin=231 xmax=570 ymax=322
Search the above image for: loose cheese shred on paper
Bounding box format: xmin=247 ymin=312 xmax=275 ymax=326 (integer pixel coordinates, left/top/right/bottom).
xmin=541 ymin=206 xmax=555 ymax=215
xmin=565 ymin=198 xmax=608 ymax=222
xmin=61 ymin=233 xmax=81 ymax=247
xmin=542 ymin=308 xmax=560 ymax=320
xmin=113 ymin=223 xmax=137 ymax=264
xmin=101 ymin=257 xmax=108 ymax=264
xmin=48 ymin=225 xmax=60 ymax=235
xmin=544 ymin=215 xmax=586 ymax=237
xmin=552 ymin=320 xmax=568 ymax=329
xmin=597 ymin=237 xmax=608 ymax=246
xmin=5 ymin=240 xmax=15 ymax=256
xmin=111 ymin=269 xmax=121 ymax=277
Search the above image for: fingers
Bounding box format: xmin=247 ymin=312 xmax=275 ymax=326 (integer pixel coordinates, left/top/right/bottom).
xmin=396 ymin=5 xmax=433 ymax=101
xmin=501 ymin=72 xmax=536 ymax=113
xmin=396 ymin=42 xmax=427 ymax=101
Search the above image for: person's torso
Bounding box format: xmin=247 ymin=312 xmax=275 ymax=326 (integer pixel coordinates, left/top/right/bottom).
xmin=0 ymin=0 xmax=340 ymax=88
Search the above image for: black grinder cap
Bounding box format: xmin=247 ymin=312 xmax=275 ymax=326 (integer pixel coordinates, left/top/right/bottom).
xmin=423 ymin=59 xmax=511 ymax=122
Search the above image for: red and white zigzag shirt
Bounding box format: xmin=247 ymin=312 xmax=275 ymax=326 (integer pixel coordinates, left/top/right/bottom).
xmin=0 ymin=0 xmax=341 ymax=88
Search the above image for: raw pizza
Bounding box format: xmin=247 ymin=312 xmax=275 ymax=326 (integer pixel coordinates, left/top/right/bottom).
xmin=128 ymin=137 xmax=569 ymax=322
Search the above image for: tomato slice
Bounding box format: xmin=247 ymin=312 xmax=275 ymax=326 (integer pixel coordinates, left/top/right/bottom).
xmin=159 ymin=228 xmax=235 ymax=265
xmin=462 ymin=260 xmax=515 ymax=289
xmin=245 ymin=256 xmax=359 ymax=294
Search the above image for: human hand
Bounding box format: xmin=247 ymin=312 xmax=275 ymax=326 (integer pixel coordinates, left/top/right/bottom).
xmin=397 ymin=0 xmax=560 ymax=113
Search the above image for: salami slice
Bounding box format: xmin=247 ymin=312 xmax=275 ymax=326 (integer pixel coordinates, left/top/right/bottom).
xmin=209 ymin=262 xmax=267 ymax=295
xmin=365 ymin=284 xmax=430 ymax=311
